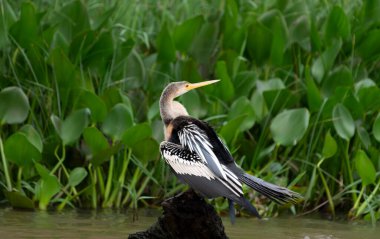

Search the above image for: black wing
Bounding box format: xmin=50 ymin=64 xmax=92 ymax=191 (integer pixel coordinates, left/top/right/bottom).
xmin=160 ymin=141 xmax=243 ymax=197
xmin=177 ymin=123 xmax=228 ymax=180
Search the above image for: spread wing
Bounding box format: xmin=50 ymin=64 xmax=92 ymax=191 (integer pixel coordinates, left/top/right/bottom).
xmin=160 ymin=141 xmax=243 ymax=197
xmin=177 ymin=123 xmax=227 ymax=180
xmin=160 ymin=141 xmax=216 ymax=180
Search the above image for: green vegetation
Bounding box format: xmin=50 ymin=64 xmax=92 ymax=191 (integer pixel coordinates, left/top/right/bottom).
xmin=1 ymin=0 xmax=380 ymax=223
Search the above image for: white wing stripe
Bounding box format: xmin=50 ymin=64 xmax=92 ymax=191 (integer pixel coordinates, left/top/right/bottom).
xmin=178 ymin=124 xmax=227 ymax=180
xmin=163 ymin=150 xmax=215 ymax=180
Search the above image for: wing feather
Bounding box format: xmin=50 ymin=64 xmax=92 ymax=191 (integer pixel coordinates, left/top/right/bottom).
xmin=178 ymin=124 xmax=227 ymax=180
xmin=160 ymin=141 xmax=243 ymax=197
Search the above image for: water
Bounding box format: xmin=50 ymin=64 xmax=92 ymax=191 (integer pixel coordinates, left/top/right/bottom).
xmin=0 ymin=208 xmax=378 ymax=239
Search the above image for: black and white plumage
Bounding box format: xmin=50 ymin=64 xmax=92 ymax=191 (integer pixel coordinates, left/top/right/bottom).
xmin=159 ymin=80 xmax=302 ymax=219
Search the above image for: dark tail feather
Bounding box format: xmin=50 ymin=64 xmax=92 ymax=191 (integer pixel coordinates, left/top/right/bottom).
xmin=228 ymin=199 xmax=236 ymax=224
xmin=232 ymin=197 xmax=262 ymax=219
xmin=240 ymin=173 xmax=303 ymax=205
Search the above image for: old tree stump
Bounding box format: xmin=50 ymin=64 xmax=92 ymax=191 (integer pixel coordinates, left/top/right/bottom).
xmin=128 ymin=190 xmax=228 ymax=239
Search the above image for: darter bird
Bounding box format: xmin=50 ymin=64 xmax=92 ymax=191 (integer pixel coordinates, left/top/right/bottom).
xmin=159 ymin=80 xmax=302 ymax=220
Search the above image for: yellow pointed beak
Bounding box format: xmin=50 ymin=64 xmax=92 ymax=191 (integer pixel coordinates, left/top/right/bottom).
xmin=185 ymin=79 xmax=220 ymax=90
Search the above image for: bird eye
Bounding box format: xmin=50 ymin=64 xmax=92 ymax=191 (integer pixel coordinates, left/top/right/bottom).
xmin=185 ymin=84 xmax=189 ymax=88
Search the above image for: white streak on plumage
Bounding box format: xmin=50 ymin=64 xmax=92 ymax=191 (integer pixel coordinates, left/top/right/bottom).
xmin=178 ymin=124 xmax=227 ymax=180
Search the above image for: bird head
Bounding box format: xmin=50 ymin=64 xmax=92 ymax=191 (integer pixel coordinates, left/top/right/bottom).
xmin=166 ymin=80 xmax=220 ymax=99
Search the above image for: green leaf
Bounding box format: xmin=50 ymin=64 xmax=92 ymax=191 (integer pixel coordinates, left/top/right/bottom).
xmin=233 ymin=71 xmax=257 ymax=97
xmin=263 ymin=89 xmax=299 ymax=114
xmin=372 ymin=113 xmax=380 ymax=142
xmin=321 ymin=66 xmax=353 ymax=98
xmin=91 ymin=143 xmax=122 ymax=167
xmin=58 ymin=0 xmax=90 ymax=40
xmin=228 ymin=97 xmax=255 ymax=132
xmin=20 ymin=124 xmax=43 ymax=153
xmin=357 ymin=30 xmax=380 ymax=60
xmin=83 ymin=127 xmax=109 ymax=154
xmin=68 ymin=167 xmax=88 ymax=187
xmin=50 ymin=115 xmax=62 ymax=137
xmin=220 ymin=115 xmax=247 ymax=144
xmin=75 ymin=90 xmax=107 ymax=122
xmin=311 ymin=39 xmax=342 ymax=83
xmin=122 ymin=123 xmax=152 ymax=147
xmin=34 ymin=163 xmax=61 ymax=210
xmin=156 ymin=24 xmax=176 ymax=62
xmin=3 ymin=191 xmax=34 ymax=210
xmin=0 ymin=87 xmax=30 ymax=125
xmin=180 ymin=90 xmax=206 ymax=119
xmin=289 ymin=15 xmax=310 ymax=50
xmin=250 ymin=91 xmax=267 ymax=121
xmin=256 ymin=78 xmax=285 ymax=93
xmin=49 ymin=48 xmax=78 ymax=113
xmin=131 ymin=138 xmax=159 ymax=163
xmin=362 ymin=0 xmax=380 ymax=24
xmin=60 ymin=109 xmax=90 ymax=145
xmin=270 ymin=108 xmax=310 ymax=146
xmin=354 ymin=78 xmax=376 ymax=93
xmin=324 ymin=6 xmax=350 ymax=43
xmin=332 ymin=103 xmax=355 ymax=140
xmin=357 ymin=86 xmax=380 ymax=112
xmin=305 ymin=65 xmax=322 ymax=112
xmin=9 ymin=2 xmax=38 ymax=48
xmin=190 ymin=20 xmax=219 ymax=64
xmin=268 ymin=11 xmax=288 ymax=66
xmin=354 ymin=150 xmax=376 ymax=186
xmin=357 ymin=126 xmax=371 ymax=149
xmin=173 ymin=15 xmax=204 ymax=52
xmin=102 ymin=103 xmax=133 ymax=140
xmin=247 ymin=20 xmax=271 ymax=65
xmin=322 ymin=130 xmax=337 ymax=159
xmin=4 ymin=132 xmax=41 ymax=168
xmin=215 ymin=61 xmax=235 ymax=102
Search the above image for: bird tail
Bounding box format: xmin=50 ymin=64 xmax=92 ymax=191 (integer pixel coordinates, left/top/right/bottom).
xmin=240 ymin=173 xmax=303 ymax=205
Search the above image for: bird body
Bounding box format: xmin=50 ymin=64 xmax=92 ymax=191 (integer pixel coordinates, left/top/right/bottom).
xmin=159 ymin=80 xmax=302 ymax=219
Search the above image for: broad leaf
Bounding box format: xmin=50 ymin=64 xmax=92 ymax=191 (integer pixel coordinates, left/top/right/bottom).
xmin=156 ymin=24 xmax=176 ymax=62
xmin=372 ymin=113 xmax=380 ymax=142
xmin=0 ymin=87 xmax=30 ymax=125
xmin=332 ymin=104 xmax=355 ymax=140
xmin=324 ymin=6 xmax=350 ymax=43
xmin=3 ymin=191 xmax=34 ymax=210
xmin=102 ymin=103 xmax=133 ymax=140
xmin=34 ymin=163 xmax=61 ymax=210
xmin=354 ymin=150 xmax=376 ymax=186
xmin=75 ymin=90 xmax=107 ymax=122
xmin=322 ymin=130 xmax=337 ymax=159
xmin=20 ymin=124 xmax=43 ymax=153
xmin=270 ymin=108 xmax=310 ymax=146
xmin=4 ymin=132 xmax=41 ymax=168
xmin=68 ymin=167 xmax=88 ymax=187
xmin=311 ymin=39 xmax=342 ymax=83
xmin=220 ymin=115 xmax=246 ymax=144
xmin=122 ymin=123 xmax=152 ymax=147
xmin=173 ymin=15 xmax=204 ymax=52
xmin=228 ymin=97 xmax=255 ymax=132
xmin=357 ymin=126 xmax=371 ymax=149
xmin=215 ymin=61 xmax=235 ymax=102
xmin=60 ymin=108 xmax=90 ymax=145
xmin=131 ymin=138 xmax=159 ymax=163
xmin=83 ymin=127 xmax=109 ymax=154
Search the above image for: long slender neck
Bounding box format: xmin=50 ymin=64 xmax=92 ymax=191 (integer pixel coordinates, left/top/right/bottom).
xmin=160 ymin=89 xmax=188 ymax=125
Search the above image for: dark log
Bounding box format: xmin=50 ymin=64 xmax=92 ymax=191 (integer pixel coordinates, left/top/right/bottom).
xmin=128 ymin=190 xmax=228 ymax=239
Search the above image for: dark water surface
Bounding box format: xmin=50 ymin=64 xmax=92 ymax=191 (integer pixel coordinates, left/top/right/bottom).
xmin=0 ymin=208 xmax=378 ymax=239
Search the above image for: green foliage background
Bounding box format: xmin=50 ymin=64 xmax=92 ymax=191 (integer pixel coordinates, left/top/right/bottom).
xmin=1 ymin=0 xmax=380 ymax=221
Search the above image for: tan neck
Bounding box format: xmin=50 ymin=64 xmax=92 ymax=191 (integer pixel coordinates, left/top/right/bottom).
xmin=160 ymin=90 xmax=188 ymax=125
